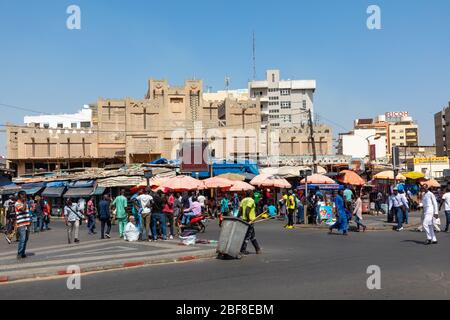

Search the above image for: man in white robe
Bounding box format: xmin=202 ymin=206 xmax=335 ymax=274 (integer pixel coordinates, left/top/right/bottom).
xmin=421 ymin=184 xmax=439 ymax=245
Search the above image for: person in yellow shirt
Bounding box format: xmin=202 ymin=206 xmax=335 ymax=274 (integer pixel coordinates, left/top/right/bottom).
xmin=239 ymin=191 xmax=261 ymax=255
xmin=285 ymin=190 xmax=296 ymax=229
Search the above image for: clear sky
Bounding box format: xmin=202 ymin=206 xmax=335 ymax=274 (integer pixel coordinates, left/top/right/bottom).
xmin=1 ymin=0 xmax=449 ymax=154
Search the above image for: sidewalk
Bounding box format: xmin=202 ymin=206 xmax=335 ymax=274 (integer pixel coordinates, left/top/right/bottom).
xmin=0 ymin=220 xmax=217 ymax=283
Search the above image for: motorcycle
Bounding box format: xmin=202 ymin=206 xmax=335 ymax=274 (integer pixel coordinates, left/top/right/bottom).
xmin=176 ymin=213 xmax=207 ymax=235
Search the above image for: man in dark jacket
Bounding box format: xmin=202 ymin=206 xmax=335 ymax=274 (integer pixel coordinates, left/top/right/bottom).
xmin=99 ymin=194 xmax=112 ymax=239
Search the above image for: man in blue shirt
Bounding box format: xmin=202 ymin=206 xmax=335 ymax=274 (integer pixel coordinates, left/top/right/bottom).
xmin=388 ymin=188 xmax=409 ymax=231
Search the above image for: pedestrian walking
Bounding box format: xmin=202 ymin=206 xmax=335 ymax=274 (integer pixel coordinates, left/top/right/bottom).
xmin=112 ymin=189 xmax=128 ymax=238
xmin=86 ymin=196 xmax=97 ymax=235
xmin=137 ymin=189 xmax=153 ymax=241
xmin=163 ymin=192 xmax=175 ymax=240
xmin=375 ymin=191 xmax=385 ymax=215
xmin=98 ymin=194 xmax=112 ymax=239
xmin=329 ymin=190 xmax=348 ymax=236
xmin=353 ymin=192 xmax=367 ymax=232
xmin=33 ymin=195 xmax=44 ymax=233
xmin=15 ymin=191 xmax=32 ymax=259
xmin=439 ymin=187 xmax=450 ymax=233
xmin=388 ymin=187 xmax=409 ymax=231
xmin=150 ymin=190 xmax=166 ymax=241
xmin=239 ymin=191 xmax=261 ymax=255
xmin=4 ymin=195 xmax=17 ymax=244
xmin=64 ymin=198 xmax=84 ymax=244
xmin=422 ymin=184 xmax=439 ymax=245
xmin=219 ymin=194 xmax=230 ymax=227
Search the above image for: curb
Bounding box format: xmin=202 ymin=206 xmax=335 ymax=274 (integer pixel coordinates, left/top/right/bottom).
xmin=0 ymin=249 xmax=217 ymax=284
xmin=292 ymin=223 xmax=422 ymax=232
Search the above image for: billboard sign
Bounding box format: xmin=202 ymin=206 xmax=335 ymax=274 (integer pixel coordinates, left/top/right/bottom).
xmin=385 ymin=111 xmax=409 ymax=122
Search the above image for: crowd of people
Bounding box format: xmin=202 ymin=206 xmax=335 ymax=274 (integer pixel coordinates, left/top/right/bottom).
xmin=2 ymin=180 xmax=449 ymax=260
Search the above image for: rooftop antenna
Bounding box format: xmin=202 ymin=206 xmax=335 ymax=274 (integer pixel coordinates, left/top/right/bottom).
xmin=225 ymin=76 xmax=230 ymax=93
xmin=252 ymin=31 xmax=256 ymax=80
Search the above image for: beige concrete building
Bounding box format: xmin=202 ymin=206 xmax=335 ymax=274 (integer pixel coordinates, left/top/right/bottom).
xmin=434 ymin=102 xmax=450 ymax=156
xmin=7 ymin=77 xmax=333 ymax=176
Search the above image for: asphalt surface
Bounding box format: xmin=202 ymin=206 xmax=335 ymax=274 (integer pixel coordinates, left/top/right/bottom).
xmin=1 ymin=216 xmax=450 ymax=300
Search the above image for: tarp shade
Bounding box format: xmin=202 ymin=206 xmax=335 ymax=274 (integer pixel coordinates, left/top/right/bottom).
xmin=42 ymin=187 xmax=66 ymax=198
xmin=21 ymin=182 xmax=46 ymax=189
xmin=46 ymin=181 xmax=68 ymax=188
xmin=92 ymin=187 xmax=106 ymax=196
xmin=63 ymin=187 xmax=94 ymax=198
xmin=24 ymin=187 xmax=44 ymax=195
xmin=0 ymin=184 xmax=21 ymax=195
xmin=68 ymin=180 xmax=95 ymax=188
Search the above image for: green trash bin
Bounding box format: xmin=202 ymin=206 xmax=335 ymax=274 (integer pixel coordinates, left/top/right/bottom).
xmin=217 ymin=217 xmax=250 ymax=259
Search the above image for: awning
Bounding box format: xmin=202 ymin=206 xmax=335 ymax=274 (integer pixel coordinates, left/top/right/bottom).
xmin=63 ymin=187 xmax=95 ymax=198
xmin=23 ymin=187 xmax=44 ymax=195
xmin=42 ymin=187 xmax=66 ymax=198
xmin=0 ymin=184 xmax=21 ymax=195
xmin=97 ymin=176 xmax=145 ymax=188
xmin=92 ymin=187 xmax=106 ymax=196
xmin=297 ymin=184 xmax=344 ymax=191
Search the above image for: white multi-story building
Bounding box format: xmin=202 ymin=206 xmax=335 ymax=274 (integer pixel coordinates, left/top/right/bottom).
xmin=248 ymin=69 xmax=316 ymax=129
xmin=338 ymin=129 xmax=387 ymax=160
xmin=24 ymin=105 xmax=92 ymax=129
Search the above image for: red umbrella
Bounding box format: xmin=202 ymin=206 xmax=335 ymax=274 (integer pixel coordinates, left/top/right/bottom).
xmin=159 ymin=175 xmax=206 ymax=192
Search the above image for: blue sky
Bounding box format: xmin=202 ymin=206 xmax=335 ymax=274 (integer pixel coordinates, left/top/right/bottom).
xmin=1 ymin=0 xmax=450 ymax=154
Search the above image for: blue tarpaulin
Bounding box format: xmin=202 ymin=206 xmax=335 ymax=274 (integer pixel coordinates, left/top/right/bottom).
xmin=297 ymin=184 xmax=344 ymax=191
xmin=68 ymin=180 xmax=95 ymax=188
xmin=189 ymin=160 xmax=259 ymax=178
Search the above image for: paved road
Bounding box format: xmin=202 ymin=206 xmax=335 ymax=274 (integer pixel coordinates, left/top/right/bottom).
xmin=1 ymin=218 xmax=449 ymax=300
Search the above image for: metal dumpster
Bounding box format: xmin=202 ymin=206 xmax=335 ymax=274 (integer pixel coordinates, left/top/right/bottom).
xmin=217 ymin=217 xmax=250 ymax=259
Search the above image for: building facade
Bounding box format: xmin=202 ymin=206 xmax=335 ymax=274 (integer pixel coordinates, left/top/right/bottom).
xmin=337 ymin=128 xmax=387 ymax=160
xmin=248 ymin=69 xmax=316 ymax=129
xmin=434 ymin=102 xmax=450 ymax=156
xmin=24 ymin=105 xmax=92 ymax=129
xmin=7 ymin=77 xmax=332 ymax=176
xmin=344 ymin=112 xmax=419 ymax=158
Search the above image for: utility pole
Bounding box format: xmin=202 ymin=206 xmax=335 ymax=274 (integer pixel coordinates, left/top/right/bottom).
xmin=308 ymin=109 xmax=318 ymax=174
xmin=252 ymin=31 xmax=256 ymax=80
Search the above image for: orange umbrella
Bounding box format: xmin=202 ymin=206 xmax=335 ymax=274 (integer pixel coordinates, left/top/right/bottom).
xmin=229 ymin=181 xmax=255 ymax=192
xmin=159 ymin=175 xmax=206 ymax=192
xmin=337 ymin=170 xmax=365 ymax=186
xmin=419 ymin=178 xmax=441 ymax=188
xmin=203 ymin=177 xmax=233 ymax=189
xmin=300 ymin=174 xmax=335 ymax=184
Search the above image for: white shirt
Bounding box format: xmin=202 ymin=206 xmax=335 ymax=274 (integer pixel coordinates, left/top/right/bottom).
xmin=388 ymin=194 xmax=409 ymax=210
xmin=198 ymin=195 xmax=206 ymax=207
xmin=137 ymin=194 xmax=153 ymax=214
xmin=442 ymin=192 xmax=450 ymax=211
xmin=422 ymin=191 xmax=438 ymax=216
xmin=124 ymin=222 xmax=139 ymax=242
xmin=77 ymin=198 xmax=86 ymax=211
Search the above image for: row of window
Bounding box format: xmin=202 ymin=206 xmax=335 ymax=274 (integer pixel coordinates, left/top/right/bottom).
xmin=281 ymin=102 xmax=291 ymax=109
xmin=269 ymin=102 xmax=279 ymax=106
xmin=35 ymin=122 xmax=91 ymax=129
xmin=269 ymin=109 xmax=279 ymax=114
